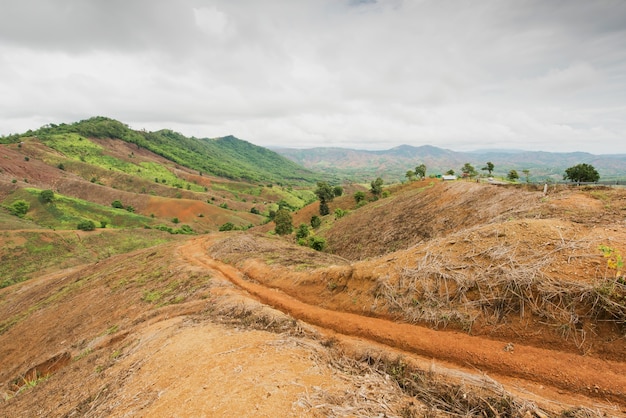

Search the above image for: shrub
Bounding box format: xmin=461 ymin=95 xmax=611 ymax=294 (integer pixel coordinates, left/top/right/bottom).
xmin=296 ymin=223 xmax=310 ymax=239
xmin=77 ymin=220 xmax=96 ymax=231
xmin=219 ymin=222 xmax=235 ymax=231
xmin=111 ymin=200 xmax=124 ymax=209
xmin=334 ymin=208 xmax=347 ymax=219
xmin=310 ymin=215 xmax=321 ymax=229
xmin=172 ymin=217 xmax=179 ymax=224
xmin=40 ymin=189 xmax=55 ymax=203
xmin=309 ymin=236 xmax=326 ymax=251
xmin=9 ymin=200 xmax=30 ymax=217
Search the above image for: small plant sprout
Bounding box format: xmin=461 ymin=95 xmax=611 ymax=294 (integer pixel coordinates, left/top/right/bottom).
xmin=599 ymin=245 xmax=623 ymax=279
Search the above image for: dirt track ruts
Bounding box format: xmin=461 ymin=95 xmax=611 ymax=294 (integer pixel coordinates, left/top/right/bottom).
xmin=179 ymin=236 xmax=626 ymax=407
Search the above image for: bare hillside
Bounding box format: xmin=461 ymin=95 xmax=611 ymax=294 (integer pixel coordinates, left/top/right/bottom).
xmin=2 ymin=182 xmax=625 ymax=416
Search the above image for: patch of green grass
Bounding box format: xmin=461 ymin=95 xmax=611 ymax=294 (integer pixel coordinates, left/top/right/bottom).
xmin=0 ymin=229 xmax=176 ymax=289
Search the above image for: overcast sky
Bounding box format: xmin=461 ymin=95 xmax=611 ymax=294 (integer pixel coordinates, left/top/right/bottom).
xmin=1 ymin=0 xmax=625 ymax=154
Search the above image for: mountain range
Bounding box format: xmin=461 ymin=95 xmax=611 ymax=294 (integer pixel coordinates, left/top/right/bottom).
xmin=275 ymin=144 xmax=626 ymax=183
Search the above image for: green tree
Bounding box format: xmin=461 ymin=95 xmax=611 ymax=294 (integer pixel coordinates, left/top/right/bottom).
xmin=40 ymin=189 xmax=55 ymax=203
xmin=308 ymin=236 xmax=326 ymax=251
xmin=507 ymin=170 xmax=519 ymax=181
xmin=461 ymin=163 xmax=477 ymax=179
xmin=296 ymin=223 xmax=310 ymax=240
xmin=354 ymin=191 xmax=366 ymax=204
xmin=446 ymin=169 xmax=455 ymax=175
xmin=77 ymin=220 xmax=96 ymax=231
xmin=274 ymin=208 xmax=293 ymax=236
xmin=10 ymin=200 xmax=30 ymax=217
xmin=315 ymin=181 xmax=335 ymax=216
xmin=481 ymin=162 xmax=494 ymax=175
xmin=522 ymin=169 xmax=530 ymax=183
xmin=414 ymin=163 xmax=427 ymax=179
xmin=370 ymin=177 xmax=384 ymax=198
xmin=563 ymin=163 xmax=600 ymax=183
xmin=219 ymin=222 xmax=235 ymax=231
xmin=405 ymin=170 xmax=415 ymax=182
xmin=333 ymin=185 xmax=343 ymax=197
xmin=310 ymin=215 xmax=321 ymax=229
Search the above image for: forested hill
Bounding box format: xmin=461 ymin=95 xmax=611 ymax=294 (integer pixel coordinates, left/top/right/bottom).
xmin=4 ymin=117 xmax=322 ymax=185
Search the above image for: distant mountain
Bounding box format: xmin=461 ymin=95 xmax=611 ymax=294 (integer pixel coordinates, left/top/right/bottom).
xmin=275 ymin=145 xmax=626 ymax=183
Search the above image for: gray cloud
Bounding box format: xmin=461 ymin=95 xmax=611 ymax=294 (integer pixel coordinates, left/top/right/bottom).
xmin=1 ymin=0 xmax=625 ymax=154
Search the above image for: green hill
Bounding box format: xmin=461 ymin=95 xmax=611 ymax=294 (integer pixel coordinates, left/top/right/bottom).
xmin=5 ymin=116 xmax=325 ymax=185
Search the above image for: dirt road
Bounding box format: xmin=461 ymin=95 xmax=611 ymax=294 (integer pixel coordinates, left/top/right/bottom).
xmin=179 ymin=236 xmax=626 ymax=409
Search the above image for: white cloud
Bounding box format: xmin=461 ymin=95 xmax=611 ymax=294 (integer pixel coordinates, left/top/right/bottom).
xmin=1 ymin=0 xmax=625 ymax=154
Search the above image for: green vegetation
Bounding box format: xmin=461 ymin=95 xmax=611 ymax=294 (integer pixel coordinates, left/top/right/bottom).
xmin=481 ymin=161 xmax=494 ymax=175
xmin=1 ymin=188 xmax=154 ymax=230
xmin=370 ymin=177 xmax=384 ymax=198
xmin=274 ymin=208 xmax=293 ymax=236
xmin=20 ymin=117 xmax=320 ymax=184
xmin=8 ymin=200 xmax=30 ymax=217
xmin=507 ymin=169 xmax=519 ymax=181
xmin=315 ymin=181 xmax=335 ymax=216
xmin=564 ymin=163 xmax=600 ymax=183
xmin=0 ymin=229 xmax=175 ymax=289
xmin=77 ymin=220 xmax=96 ymax=231
xmin=39 ymin=190 xmax=55 ymax=203
xmin=461 ymin=163 xmax=477 ymax=179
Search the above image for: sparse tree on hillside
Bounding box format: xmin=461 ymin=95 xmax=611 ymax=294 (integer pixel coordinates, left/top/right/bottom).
xmin=315 ymin=181 xmax=335 ymax=216
xmin=405 ymin=170 xmax=415 ymax=182
xmin=461 ymin=163 xmax=477 ymax=179
xmin=40 ymin=189 xmax=55 ymax=203
xmin=370 ymin=177 xmax=384 ymax=198
xmin=310 ymin=215 xmax=321 ymax=229
xmin=333 ymin=186 xmax=343 ymax=197
xmin=296 ymin=223 xmax=309 ymax=240
xmin=414 ymin=163 xmax=427 ymax=179
xmin=507 ymin=170 xmax=519 ymax=181
xmin=522 ymin=169 xmax=531 ymax=183
xmin=446 ymin=169 xmax=455 ymax=175
xmin=481 ymin=162 xmax=494 ymax=175
xmin=77 ymin=220 xmax=96 ymax=231
xmin=564 ymin=163 xmax=600 ymax=183
xmin=354 ymin=191 xmax=366 ymax=204
xmin=274 ymin=208 xmax=293 ymax=236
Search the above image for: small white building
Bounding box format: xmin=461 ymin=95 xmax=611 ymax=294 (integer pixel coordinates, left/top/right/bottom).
xmin=442 ymin=175 xmax=457 ymax=181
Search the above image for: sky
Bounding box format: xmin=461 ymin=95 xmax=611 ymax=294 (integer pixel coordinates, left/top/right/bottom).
xmin=1 ymin=0 xmax=625 ymax=154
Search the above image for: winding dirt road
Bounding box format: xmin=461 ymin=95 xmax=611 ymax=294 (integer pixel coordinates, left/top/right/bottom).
xmin=179 ymin=236 xmax=626 ymax=409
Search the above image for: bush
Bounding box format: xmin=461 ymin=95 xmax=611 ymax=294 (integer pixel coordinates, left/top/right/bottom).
xmin=309 ymin=236 xmax=326 ymax=251
xmin=40 ymin=189 xmax=55 ymax=203
xmin=310 ymin=215 xmax=321 ymax=229
xmin=9 ymin=200 xmax=30 ymax=217
xmin=219 ymin=222 xmax=235 ymax=231
xmin=111 ymin=200 xmax=124 ymax=209
xmin=296 ymin=223 xmax=310 ymax=239
xmin=77 ymin=220 xmax=96 ymax=231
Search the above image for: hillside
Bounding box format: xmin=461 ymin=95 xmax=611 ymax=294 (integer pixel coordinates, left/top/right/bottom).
xmin=0 ymin=118 xmax=322 ymax=286
xmin=2 ymin=118 xmax=626 ymax=416
xmin=2 ymin=116 xmax=324 ymax=184
xmin=276 ymin=144 xmax=626 ymax=183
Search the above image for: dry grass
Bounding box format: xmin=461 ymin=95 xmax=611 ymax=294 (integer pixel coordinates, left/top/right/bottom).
xmin=209 ymin=297 xmax=611 ymax=417
xmin=374 ymin=230 xmax=626 ymax=349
